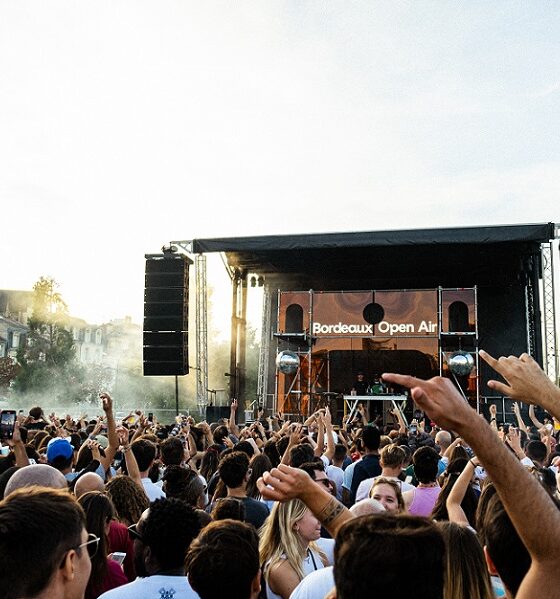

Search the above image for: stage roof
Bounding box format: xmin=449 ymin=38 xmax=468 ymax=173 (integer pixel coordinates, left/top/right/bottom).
xmin=187 ymin=222 xmax=556 ymax=289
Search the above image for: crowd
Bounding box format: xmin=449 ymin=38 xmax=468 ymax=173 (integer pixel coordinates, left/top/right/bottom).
xmin=1 ymin=350 xmax=560 ymax=599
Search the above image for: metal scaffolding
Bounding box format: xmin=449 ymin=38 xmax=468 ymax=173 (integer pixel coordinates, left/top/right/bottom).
xmin=195 ymin=254 xmax=209 ymax=414
xmin=541 ymin=241 xmax=558 ymax=382
xmin=256 ymin=285 xmax=272 ymax=408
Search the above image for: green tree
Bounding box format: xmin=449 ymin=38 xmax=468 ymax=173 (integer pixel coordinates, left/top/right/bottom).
xmin=14 ymin=277 xmax=84 ymax=402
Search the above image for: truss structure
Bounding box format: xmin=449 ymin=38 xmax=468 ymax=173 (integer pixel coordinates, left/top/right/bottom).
xmin=541 ymin=241 xmax=558 ymax=383
xmin=256 ymin=285 xmax=272 ymax=408
xmin=195 ymin=254 xmax=209 ymax=414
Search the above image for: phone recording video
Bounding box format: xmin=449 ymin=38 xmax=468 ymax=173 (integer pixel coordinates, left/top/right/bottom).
xmin=0 ymin=410 xmax=17 ymax=441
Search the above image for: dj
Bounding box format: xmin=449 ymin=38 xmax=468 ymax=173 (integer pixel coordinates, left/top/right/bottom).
xmin=352 ymin=372 xmax=369 ymax=396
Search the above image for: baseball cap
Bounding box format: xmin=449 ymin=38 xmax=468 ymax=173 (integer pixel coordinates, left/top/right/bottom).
xmin=46 ymin=438 xmax=74 ymax=463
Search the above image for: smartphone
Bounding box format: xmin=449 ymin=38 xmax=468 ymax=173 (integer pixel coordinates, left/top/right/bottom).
xmin=148 ymin=412 xmax=153 ymax=422
xmin=109 ymin=552 xmax=126 ymax=565
xmin=0 ymin=411 xmax=16 ymax=441
xmin=409 ymin=424 xmax=417 ymax=434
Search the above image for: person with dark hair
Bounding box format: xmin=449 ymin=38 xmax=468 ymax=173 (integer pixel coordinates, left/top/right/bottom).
xmin=0 ymin=487 xmax=93 ymax=599
xmin=290 ymin=443 xmax=315 ymax=468
xmin=160 ymin=436 xmax=185 ymax=467
xmin=431 ymin=460 xmax=479 ymax=527
xmin=334 ymin=513 xmax=445 ymax=598
xmin=24 ymin=406 xmax=48 ymax=430
xmin=480 ymin=493 xmax=531 ymax=598
xmin=211 ymin=496 xmax=246 ymax=521
xmin=130 ymin=439 xmax=165 ymax=502
xmin=162 ymin=464 xmax=206 ymax=508
xmin=349 ymin=425 xmax=381 ymax=503
xmin=403 ymin=446 xmax=441 ymax=516
xmin=216 ymin=450 xmax=269 ymax=529
xmin=78 ymin=492 xmax=127 ymax=599
xmin=246 ymin=453 xmax=274 ymax=500
xmin=524 ymin=440 xmax=548 ymax=467
xmin=186 ymin=519 xmax=261 ymax=599
xmin=99 ymin=498 xmax=201 ymax=599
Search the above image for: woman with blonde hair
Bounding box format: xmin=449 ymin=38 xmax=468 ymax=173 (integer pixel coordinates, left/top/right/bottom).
xmin=259 ymin=498 xmax=331 ymax=599
xmin=438 ymin=521 xmax=494 ymax=599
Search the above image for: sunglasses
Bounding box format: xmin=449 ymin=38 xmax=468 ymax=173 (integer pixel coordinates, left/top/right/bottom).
xmin=127 ymin=523 xmax=144 ymax=543
xmin=315 ymin=478 xmax=331 ymax=488
xmin=77 ymin=533 xmax=100 ymax=558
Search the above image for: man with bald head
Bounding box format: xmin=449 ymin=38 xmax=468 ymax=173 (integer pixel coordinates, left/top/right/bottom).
xmin=3 ymin=464 xmax=67 ymax=498
xmin=74 ymin=472 xmax=105 ymax=498
xmin=435 ymin=430 xmax=453 ymax=475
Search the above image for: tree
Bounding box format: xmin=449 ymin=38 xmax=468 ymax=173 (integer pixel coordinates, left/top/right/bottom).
xmin=13 ymin=277 xmax=83 ymax=402
xmin=0 ymin=357 xmax=20 ymax=389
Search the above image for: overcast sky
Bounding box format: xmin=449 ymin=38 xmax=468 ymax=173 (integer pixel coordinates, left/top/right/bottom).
xmin=2 ymin=1 xmax=559 ymax=327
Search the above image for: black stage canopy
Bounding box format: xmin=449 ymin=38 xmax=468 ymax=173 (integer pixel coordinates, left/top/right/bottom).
xmin=190 ymin=223 xmax=555 ymax=290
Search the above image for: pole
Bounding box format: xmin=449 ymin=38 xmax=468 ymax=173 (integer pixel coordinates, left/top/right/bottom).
xmin=175 ymin=375 xmax=179 ymax=416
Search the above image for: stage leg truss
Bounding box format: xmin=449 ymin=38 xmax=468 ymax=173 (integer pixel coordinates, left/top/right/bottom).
xmin=257 ymin=286 xmax=272 ymax=408
xmin=195 ymin=254 xmax=209 ymax=414
xmin=541 ymin=241 xmax=558 ymax=383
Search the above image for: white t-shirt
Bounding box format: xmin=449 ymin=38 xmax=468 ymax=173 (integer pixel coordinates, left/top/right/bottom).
xmin=290 ymin=566 xmax=335 ymax=599
xmin=355 ymin=475 xmax=415 ymax=502
xmin=142 ymin=478 xmax=166 ymax=502
xmin=98 ymin=575 xmax=199 ymax=599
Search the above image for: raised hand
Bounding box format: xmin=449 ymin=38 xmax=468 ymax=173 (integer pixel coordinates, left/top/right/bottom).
xmin=479 ymin=350 xmax=560 ymax=415
xmin=382 ymin=372 xmax=476 ymax=433
xmin=100 ymin=392 xmax=113 ymax=413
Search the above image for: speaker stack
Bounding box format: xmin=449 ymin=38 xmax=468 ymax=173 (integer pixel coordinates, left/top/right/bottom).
xmin=143 ymin=253 xmax=192 ymax=376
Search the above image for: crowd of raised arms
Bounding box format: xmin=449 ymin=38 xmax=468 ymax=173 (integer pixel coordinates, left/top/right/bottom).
xmin=1 ymin=350 xmax=560 ymax=599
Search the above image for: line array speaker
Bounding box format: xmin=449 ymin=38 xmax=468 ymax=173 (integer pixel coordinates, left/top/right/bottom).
xmin=143 ymin=254 xmax=192 ymax=376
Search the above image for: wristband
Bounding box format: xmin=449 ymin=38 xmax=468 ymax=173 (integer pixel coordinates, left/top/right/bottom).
xmin=469 ymin=458 xmax=477 ymax=467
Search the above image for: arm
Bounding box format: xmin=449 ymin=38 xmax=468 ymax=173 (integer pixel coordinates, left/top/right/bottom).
xmin=257 ymin=464 xmax=354 ymax=538
xmin=488 ymin=403 xmax=498 ymax=431
xmin=118 ymin=431 xmax=143 ymax=491
xmin=480 ymin=350 xmax=560 ymax=421
xmin=322 ymin=407 xmax=336 ymax=463
xmin=229 ymin=399 xmax=240 ymax=437
xmin=446 ymin=458 xmax=477 ymax=527
xmin=443 ymin=436 xmax=463 ymax=460
xmin=512 ymin=402 xmax=528 ymax=435
xmin=390 ymin=408 xmax=407 ymax=434
xmin=281 ymin=424 xmax=302 ymax=466
xmin=528 ymin=404 xmax=545 ymax=431
xmin=100 ymin=392 xmax=118 ymax=464
xmin=383 ymin=364 xmax=560 ymax=598
xmin=314 ymin=416 xmax=325 ymax=458
xmin=130 ymin=416 xmax=148 ymax=443
xmin=7 ymin=422 xmax=30 ymax=468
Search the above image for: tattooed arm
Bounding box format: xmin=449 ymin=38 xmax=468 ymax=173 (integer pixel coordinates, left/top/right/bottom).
xmin=257 ymin=463 xmax=353 ymax=538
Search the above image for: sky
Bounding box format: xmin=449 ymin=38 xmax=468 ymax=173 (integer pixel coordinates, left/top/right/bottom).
xmin=1 ymin=1 xmax=560 ymax=331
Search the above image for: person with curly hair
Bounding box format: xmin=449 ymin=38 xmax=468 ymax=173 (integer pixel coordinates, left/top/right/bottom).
xmin=105 ymin=475 xmax=149 ymax=527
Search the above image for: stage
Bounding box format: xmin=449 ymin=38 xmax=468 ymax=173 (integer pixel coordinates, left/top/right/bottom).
xmin=167 ymin=223 xmax=558 ymax=424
